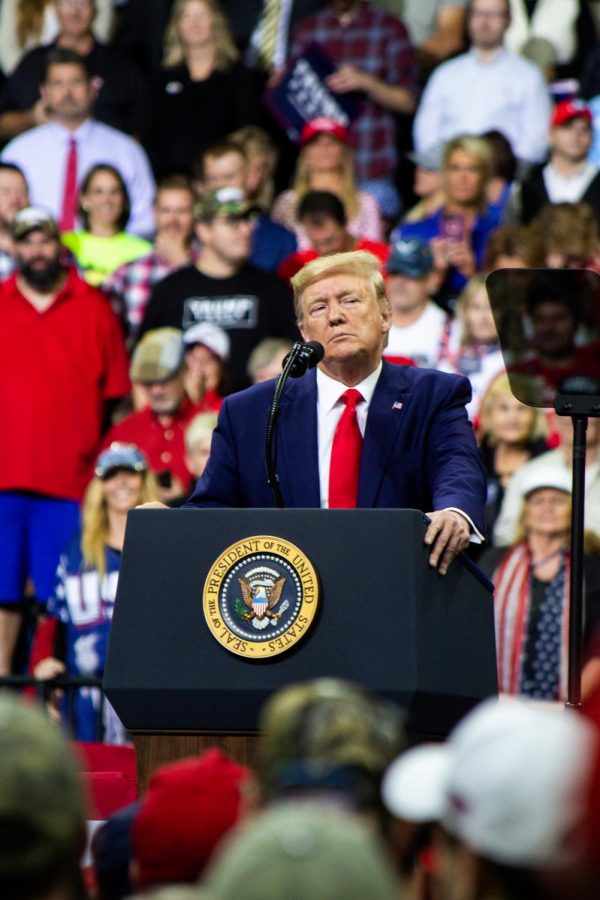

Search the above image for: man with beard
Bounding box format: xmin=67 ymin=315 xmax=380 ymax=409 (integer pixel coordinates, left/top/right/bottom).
xmin=0 ymin=206 xmax=130 ymax=675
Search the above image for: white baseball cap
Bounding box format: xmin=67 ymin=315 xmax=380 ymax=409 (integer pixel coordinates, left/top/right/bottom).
xmin=183 ymin=322 xmax=230 ymax=361
xmin=381 ymin=697 xmax=597 ymax=868
xmin=521 ymin=465 xmax=572 ymax=499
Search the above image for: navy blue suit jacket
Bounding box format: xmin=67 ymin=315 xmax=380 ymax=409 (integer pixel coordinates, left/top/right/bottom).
xmin=187 ymin=361 xmax=487 ymax=535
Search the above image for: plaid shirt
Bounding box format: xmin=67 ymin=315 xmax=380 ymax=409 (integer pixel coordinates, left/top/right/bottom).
xmin=102 ymin=245 xmax=199 ymax=336
xmin=290 ymin=1 xmax=416 ymax=181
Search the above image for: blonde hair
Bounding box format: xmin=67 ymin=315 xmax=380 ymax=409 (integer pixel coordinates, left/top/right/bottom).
xmin=162 ymin=0 xmax=238 ymax=69
xmin=247 ymin=338 xmax=293 ymax=380
xmin=228 ymin=126 xmax=278 ymax=210
xmin=455 ymin=273 xmax=491 ymax=348
xmin=443 ymin=135 xmax=493 ymax=211
xmin=291 ymin=251 xmax=388 ymax=323
xmin=184 ymin=411 xmax=218 ymax=453
xmin=16 ymin=0 xmax=47 ymax=49
xmin=479 ymin=373 xmax=548 ymax=444
xmin=81 ymin=470 xmax=158 ymax=577
xmin=293 ymin=141 xmax=359 ymax=221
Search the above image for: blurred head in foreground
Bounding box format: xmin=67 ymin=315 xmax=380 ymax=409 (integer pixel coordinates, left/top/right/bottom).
xmin=0 ymin=692 xmax=87 ymax=900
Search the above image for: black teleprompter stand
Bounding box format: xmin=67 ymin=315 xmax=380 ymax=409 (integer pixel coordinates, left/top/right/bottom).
xmin=554 ymin=389 xmax=600 ymax=708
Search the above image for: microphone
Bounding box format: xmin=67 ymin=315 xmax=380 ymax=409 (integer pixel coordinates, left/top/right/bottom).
xmin=264 ymin=340 xmax=324 ymax=506
xmin=283 ymin=341 xmax=324 ymax=378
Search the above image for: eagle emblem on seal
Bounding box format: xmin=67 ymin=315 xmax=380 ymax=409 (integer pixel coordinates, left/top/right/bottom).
xmin=237 ymin=566 xmax=288 ymax=630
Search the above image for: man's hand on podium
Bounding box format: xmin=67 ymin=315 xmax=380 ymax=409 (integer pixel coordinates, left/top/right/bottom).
xmin=424 ymin=509 xmax=471 ymax=576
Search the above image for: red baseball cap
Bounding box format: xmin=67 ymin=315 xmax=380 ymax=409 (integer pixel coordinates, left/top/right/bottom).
xmin=132 ymin=749 xmax=254 ymax=889
xmin=551 ymin=99 xmax=592 ymax=128
xmin=300 ymin=116 xmax=349 ymax=147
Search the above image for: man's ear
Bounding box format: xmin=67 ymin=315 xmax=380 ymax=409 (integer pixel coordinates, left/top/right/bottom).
xmin=39 ymin=84 xmax=50 ymax=112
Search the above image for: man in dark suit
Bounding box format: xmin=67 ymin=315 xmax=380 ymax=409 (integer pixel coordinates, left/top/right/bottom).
xmin=184 ymin=250 xmax=486 ymax=574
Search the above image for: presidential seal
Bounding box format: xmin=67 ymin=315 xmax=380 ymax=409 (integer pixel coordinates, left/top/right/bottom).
xmin=203 ymin=536 xmax=319 ymax=658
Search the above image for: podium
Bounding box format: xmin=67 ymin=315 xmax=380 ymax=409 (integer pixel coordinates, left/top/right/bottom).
xmin=104 ymin=509 xmax=497 ymax=789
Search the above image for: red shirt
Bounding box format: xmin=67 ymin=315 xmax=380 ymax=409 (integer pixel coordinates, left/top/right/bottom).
xmin=0 ymin=268 xmax=130 ymax=500
xmin=102 ymin=397 xmax=203 ymax=487
xmin=510 ymin=343 xmax=600 ymax=406
xmin=277 ymin=239 xmax=390 ymax=283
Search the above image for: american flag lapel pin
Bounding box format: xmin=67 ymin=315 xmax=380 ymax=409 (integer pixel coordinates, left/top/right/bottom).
xmin=392 ymin=401 xmax=403 ymax=411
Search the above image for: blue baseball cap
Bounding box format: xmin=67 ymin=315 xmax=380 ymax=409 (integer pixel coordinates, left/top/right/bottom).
xmin=95 ymin=443 xmax=149 ymax=479
xmin=387 ymin=239 xmax=434 ymax=278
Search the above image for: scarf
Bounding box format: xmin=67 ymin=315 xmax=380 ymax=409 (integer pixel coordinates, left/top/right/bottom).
xmin=494 ymin=541 xmax=571 ymax=699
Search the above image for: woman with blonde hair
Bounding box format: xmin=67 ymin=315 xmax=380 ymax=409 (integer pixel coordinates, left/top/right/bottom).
xmin=393 ymin=135 xmax=498 ymax=305
xmin=0 ymin=0 xmax=113 ymax=74
xmin=147 ymin=0 xmax=260 ymax=178
xmin=271 ymin=117 xmax=383 ymax=249
xmin=228 ymin=125 xmax=278 ymax=212
xmin=479 ymin=467 xmax=600 ymax=701
xmin=31 ymin=443 xmax=157 ymax=742
xmin=438 ymin=274 xmax=506 ymax=420
xmin=477 ymin=373 xmax=548 ymax=536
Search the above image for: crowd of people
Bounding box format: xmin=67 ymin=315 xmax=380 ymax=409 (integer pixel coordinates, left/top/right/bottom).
xmin=5 ymin=679 xmax=600 ymax=900
xmin=2 ymin=0 xmax=600 ymax=894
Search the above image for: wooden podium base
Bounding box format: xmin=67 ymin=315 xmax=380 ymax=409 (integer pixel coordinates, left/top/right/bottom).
xmin=132 ymin=732 xmax=260 ymax=793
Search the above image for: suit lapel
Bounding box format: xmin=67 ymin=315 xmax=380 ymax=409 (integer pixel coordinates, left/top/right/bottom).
xmin=278 ymin=370 xmax=321 ymax=507
xmin=357 ymin=363 xmax=413 ymax=508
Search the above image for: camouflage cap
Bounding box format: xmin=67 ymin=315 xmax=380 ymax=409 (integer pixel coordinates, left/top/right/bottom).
xmin=130 ymin=328 xmax=184 ymax=383
xmin=204 ymin=802 xmax=399 ymax=900
xmin=0 ymin=694 xmax=86 ymax=895
xmin=194 ymin=187 xmax=255 ymax=222
xmin=12 ymin=206 xmax=59 ymax=241
xmin=258 ymin=679 xmax=405 ymax=799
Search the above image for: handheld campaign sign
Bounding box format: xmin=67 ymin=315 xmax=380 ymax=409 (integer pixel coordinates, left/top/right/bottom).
xmin=265 ymin=44 xmax=361 ymax=143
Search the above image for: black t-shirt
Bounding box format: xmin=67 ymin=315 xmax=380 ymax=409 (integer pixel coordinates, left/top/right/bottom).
xmin=139 ymin=264 xmax=299 ymax=391
xmin=144 ymin=62 xmax=261 ymax=177
xmin=0 ymin=40 xmax=146 ymax=135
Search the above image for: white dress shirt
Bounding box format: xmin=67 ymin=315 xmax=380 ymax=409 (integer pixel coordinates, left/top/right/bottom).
xmin=317 ymin=363 xmax=381 ymax=508
xmin=316 ymin=363 xmax=482 ymax=540
xmin=1 ymin=119 xmax=156 ymax=238
xmin=413 ymin=48 xmax=551 ymax=164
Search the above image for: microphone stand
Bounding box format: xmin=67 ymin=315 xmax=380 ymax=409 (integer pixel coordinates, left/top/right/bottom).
xmin=264 ymin=342 xmax=305 ymax=509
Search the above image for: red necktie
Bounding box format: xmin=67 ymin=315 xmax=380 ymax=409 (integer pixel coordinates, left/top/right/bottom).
xmin=329 ymin=388 xmax=364 ymax=508
xmin=59 ymin=137 xmax=78 ymax=233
